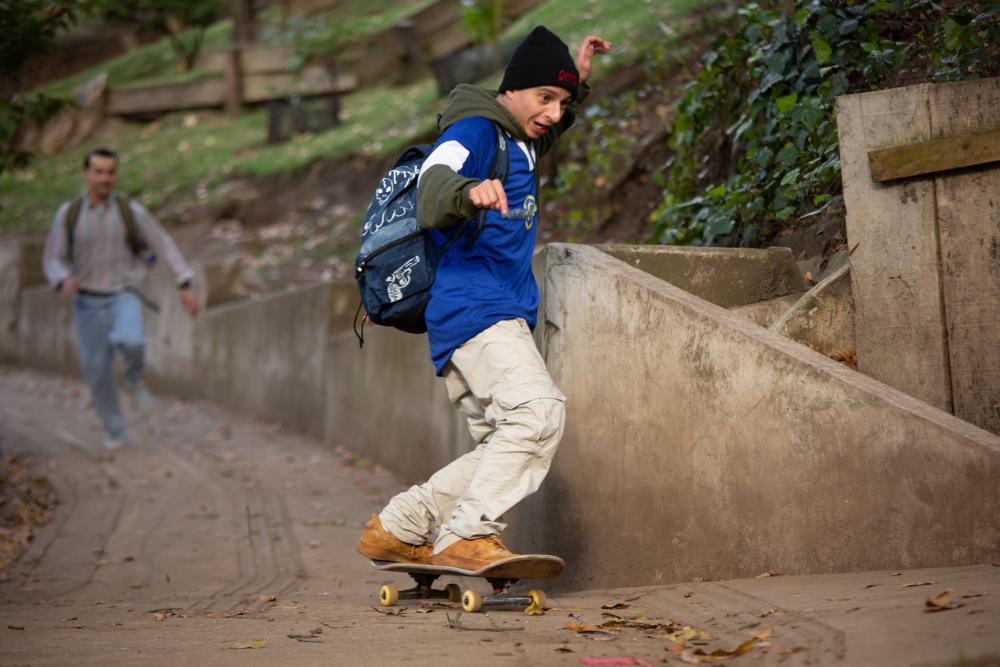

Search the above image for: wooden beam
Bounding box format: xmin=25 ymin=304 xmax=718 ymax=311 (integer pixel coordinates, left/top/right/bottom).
xmin=868 ymin=128 xmax=1000 ymax=182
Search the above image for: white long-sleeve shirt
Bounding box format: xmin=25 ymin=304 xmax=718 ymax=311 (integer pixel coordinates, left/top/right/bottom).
xmin=42 ymin=192 xmax=193 ymax=292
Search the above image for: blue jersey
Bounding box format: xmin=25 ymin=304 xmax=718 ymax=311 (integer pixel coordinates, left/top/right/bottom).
xmin=423 ymin=116 xmax=540 ymax=374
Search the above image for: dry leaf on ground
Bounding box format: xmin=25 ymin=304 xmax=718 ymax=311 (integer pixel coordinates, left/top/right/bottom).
xmin=925 ymin=590 xmax=964 ymax=612
xmin=371 ymin=606 xmax=404 ymax=615
xmin=229 ymin=639 xmax=266 ymax=649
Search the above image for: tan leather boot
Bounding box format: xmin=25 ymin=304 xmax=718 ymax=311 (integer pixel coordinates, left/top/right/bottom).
xmin=433 ymin=535 xmax=518 ymax=570
xmin=356 ymin=514 xmax=432 ymax=564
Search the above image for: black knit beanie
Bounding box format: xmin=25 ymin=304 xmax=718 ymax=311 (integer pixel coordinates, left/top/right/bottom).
xmin=499 ymin=26 xmax=579 ymax=100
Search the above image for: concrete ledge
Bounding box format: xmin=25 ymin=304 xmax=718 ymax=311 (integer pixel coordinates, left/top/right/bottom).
xmin=771 ymin=262 xmax=855 ymax=355
xmin=522 ymin=244 xmax=1000 ymax=590
xmin=729 ymin=293 xmax=800 ymax=328
xmin=598 ymin=244 xmax=807 ymax=308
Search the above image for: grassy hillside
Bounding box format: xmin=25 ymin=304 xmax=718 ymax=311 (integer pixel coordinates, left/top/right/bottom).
xmin=1 ymin=0 xmax=700 ymax=234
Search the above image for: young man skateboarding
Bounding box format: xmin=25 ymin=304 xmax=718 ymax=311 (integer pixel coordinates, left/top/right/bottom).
xmin=358 ymin=26 xmax=611 ymax=570
xmin=42 ymin=148 xmax=199 ymax=450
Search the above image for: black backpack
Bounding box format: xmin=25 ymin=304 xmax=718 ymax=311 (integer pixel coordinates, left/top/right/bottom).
xmin=353 ymin=122 xmax=509 ymax=346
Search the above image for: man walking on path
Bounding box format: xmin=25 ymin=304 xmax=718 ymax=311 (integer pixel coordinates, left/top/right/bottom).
xmin=42 ymin=148 xmax=199 ymax=450
xmin=358 ymin=26 xmax=611 ymax=570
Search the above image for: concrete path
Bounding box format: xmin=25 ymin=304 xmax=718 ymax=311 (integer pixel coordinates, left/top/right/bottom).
xmin=1 ymin=367 xmax=998 ymax=666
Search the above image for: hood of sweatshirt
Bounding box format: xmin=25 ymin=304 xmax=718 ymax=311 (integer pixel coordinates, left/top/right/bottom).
xmin=437 ymin=85 xmax=532 ymax=142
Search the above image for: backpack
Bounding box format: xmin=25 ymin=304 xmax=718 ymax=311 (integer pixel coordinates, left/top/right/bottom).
xmin=65 ymin=195 xmax=147 ymax=260
xmin=353 ymin=121 xmax=509 ymax=346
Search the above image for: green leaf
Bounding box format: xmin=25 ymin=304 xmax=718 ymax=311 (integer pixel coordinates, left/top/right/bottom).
xmin=780 ymin=168 xmax=801 ymax=186
xmin=775 ymin=92 xmax=798 ymax=113
xmin=810 ymin=33 xmax=832 ymax=64
xmin=776 ymin=206 xmax=796 ymax=220
xmin=706 ymin=216 xmax=734 ymax=238
xmin=776 ymin=144 xmax=799 ymax=166
xmin=839 ymin=19 xmax=859 ymax=35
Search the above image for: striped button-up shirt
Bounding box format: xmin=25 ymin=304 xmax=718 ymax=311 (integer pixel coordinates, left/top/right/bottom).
xmin=42 ymin=192 xmax=193 ymax=292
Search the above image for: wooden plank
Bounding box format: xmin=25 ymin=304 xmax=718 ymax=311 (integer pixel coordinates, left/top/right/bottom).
xmin=198 ymin=44 xmax=297 ymax=74
xmin=929 ymin=77 xmax=1000 ymax=435
xmin=423 ymin=23 xmax=471 ymax=60
xmin=107 ymin=77 xmax=226 ymax=115
xmin=836 ymin=84 xmax=953 ymax=411
xmin=868 ymin=128 xmax=1000 ymax=182
xmin=240 ymin=44 xmax=297 ymax=74
xmin=242 ymin=67 xmax=358 ymax=103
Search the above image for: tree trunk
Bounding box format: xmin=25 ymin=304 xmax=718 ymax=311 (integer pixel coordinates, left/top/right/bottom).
xmin=232 ymin=0 xmax=258 ymax=45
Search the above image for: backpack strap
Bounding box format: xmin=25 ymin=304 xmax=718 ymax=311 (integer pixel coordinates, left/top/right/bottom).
xmin=63 ymin=195 xmax=146 ymax=260
xmin=64 ymin=197 xmax=84 ymax=262
xmin=465 ymin=122 xmax=509 ymax=248
xmin=115 ymin=196 xmax=146 ymax=257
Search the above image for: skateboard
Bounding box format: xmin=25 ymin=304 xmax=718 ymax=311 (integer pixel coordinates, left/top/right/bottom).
xmin=370 ymin=555 xmax=565 ymax=613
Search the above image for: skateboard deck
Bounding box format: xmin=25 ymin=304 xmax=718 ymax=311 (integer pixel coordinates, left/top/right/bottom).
xmin=370 ymin=554 xmax=565 ymax=612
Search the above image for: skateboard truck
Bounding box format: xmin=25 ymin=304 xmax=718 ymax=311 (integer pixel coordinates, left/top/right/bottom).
xmin=371 ymin=555 xmax=562 ymax=613
xmin=379 ymin=573 xmax=545 ymax=613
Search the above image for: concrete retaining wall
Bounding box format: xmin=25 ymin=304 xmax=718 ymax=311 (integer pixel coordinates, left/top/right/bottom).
xmin=5 ymin=238 xmax=998 ymax=591
xmin=510 ymin=244 xmax=1000 ymax=589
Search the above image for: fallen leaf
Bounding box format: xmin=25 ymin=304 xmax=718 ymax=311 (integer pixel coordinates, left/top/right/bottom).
xmin=565 ymin=621 xmax=610 ymax=633
xmin=901 ymin=581 xmax=935 ymax=588
xmin=924 ymin=590 xmax=964 ymax=612
xmin=578 ymin=658 xmax=652 ymax=666
xmin=755 ymin=571 xmax=782 ymax=578
xmin=601 ymin=602 xmax=631 ymax=610
xmin=7 ymin=625 xmax=25 ymax=630
xmin=927 ymin=591 xmax=952 ymax=608
xmin=258 ymin=594 xmax=277 ymax=602
xmin=372 ymin=607 xmax=405 ymax=615
xmin=229 ymin=639 xmax=266 ymax=649
xmin=556 ymin=646 xmax=574 ymax=653
xmin=962 ymin=592 xmax=987 ymax=599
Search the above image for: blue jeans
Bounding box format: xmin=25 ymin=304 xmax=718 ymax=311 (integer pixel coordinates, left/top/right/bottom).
xmin=72 ymin=291 xmax=146 ymax=440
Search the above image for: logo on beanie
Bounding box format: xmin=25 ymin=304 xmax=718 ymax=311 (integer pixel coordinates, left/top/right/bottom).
xmin=558 ymin=69 xmax=579 ymax=85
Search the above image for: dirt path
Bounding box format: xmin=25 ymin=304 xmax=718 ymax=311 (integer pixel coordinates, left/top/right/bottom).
xmin=1 ymin=367 xmax=999 ymax=666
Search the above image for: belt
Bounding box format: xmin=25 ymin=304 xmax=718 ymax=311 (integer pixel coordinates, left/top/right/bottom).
xmin=78 ymin=288 xmax=121 ymax=298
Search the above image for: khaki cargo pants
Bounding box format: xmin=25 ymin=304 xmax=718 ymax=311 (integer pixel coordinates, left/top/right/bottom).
xmin=380 ymin=318 xmax=566 ymax=553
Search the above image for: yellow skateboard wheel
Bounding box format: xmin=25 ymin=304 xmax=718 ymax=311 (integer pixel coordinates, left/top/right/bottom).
xmin=462 ymin=590 xmax=483 ymax=613
xmin=379 ymin=584 xmax=399 ymax=606
xmin=446 ymin=583 xmax=462 ymax=603
xmin=529 ymin=590 xmax=546 ymax=610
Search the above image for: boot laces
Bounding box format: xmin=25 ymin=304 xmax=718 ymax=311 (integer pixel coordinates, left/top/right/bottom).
xmin=485 ymin=535 xmax=510 ymax=554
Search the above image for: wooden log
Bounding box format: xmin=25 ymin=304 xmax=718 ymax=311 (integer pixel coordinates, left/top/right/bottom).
xmin=242 ymin=67 xmax=358 ymax=103
xmin=107 ymin=77 xmax=226 ymax=115
xmin=199 ymin=44 xmax=298 ymax=74
xmin=240 ymin=44 xmax=298 ymax=74
xmin=868 ymin=128 xmax=1000 ymax=182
